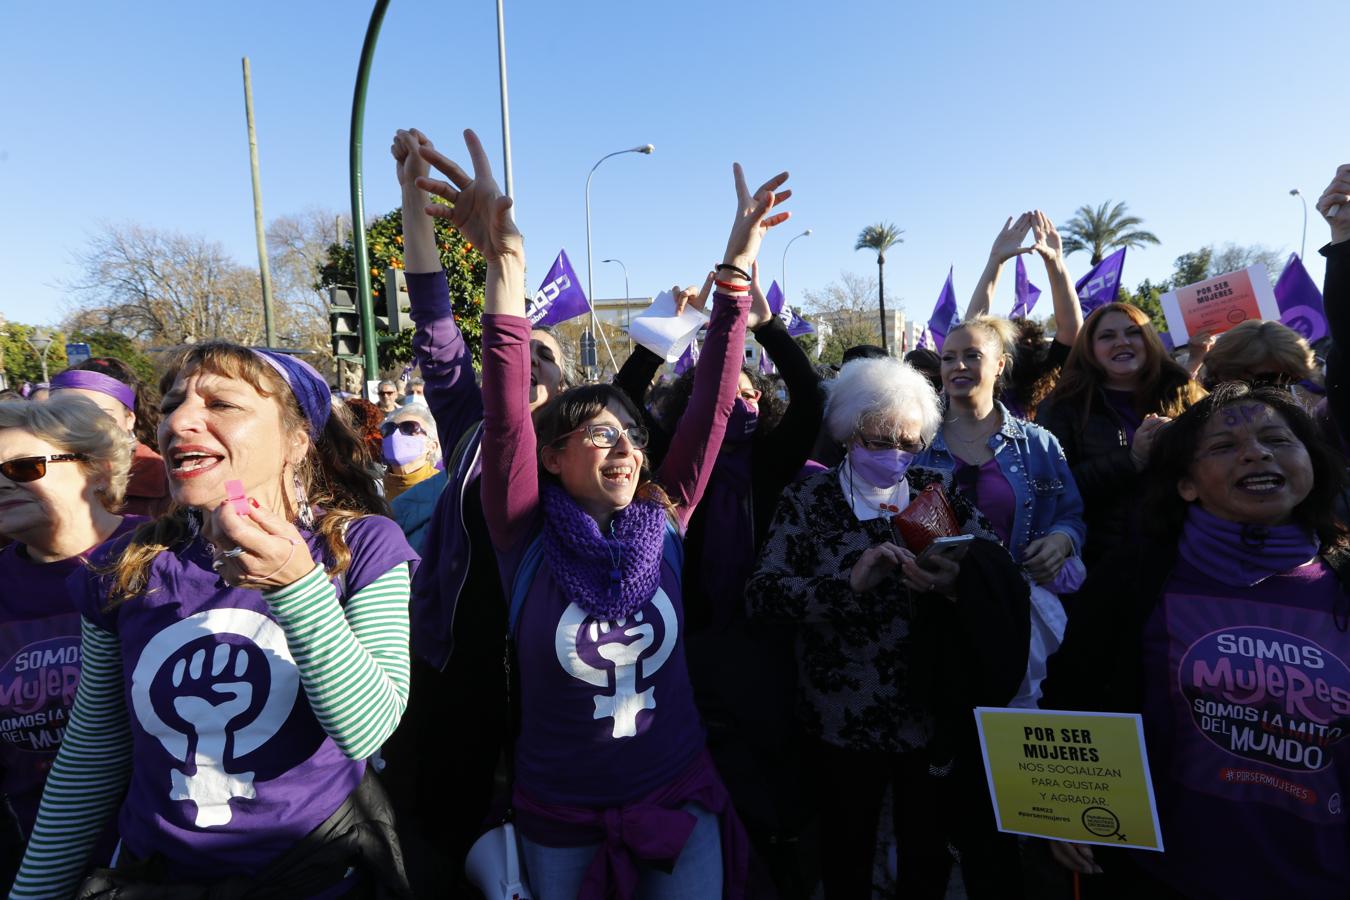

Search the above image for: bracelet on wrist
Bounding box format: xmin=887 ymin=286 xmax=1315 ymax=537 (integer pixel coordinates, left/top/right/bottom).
xmin=714 ymin=278 xmax=750 ymax=293
xmin=715 ymin=262 xmax=752 ymax=282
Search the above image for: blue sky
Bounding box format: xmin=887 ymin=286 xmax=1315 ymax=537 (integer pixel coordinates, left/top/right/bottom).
xmin=2 ymin=0 xmax=1346 ymax=332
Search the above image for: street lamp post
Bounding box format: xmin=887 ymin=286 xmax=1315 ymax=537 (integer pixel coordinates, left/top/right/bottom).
xmin=781 ymin=228 xmax=812 ymax=302
xmin=1290 ymin=188 xmax=1308 ymax=261
xmin=585 ymin=144 xmax=653 ymax=379
xmin=602 ymin=258 xmax=631 ymax=355
xmin=27 ymin=330 xmax=53 ymax=383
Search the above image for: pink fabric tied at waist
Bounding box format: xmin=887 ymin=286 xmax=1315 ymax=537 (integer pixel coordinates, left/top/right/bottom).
xmin=512 ymin=750 xmax=748 ymax=900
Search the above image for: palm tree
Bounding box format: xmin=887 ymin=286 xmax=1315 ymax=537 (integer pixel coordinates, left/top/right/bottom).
xmin=854 ymin=222 xmax=904 ymax=353
xmin=1060 ymin=201 xmax=1160 ymax=265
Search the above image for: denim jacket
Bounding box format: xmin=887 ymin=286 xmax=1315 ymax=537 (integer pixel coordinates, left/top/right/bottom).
xmin=916 ymin=402 xmax=1086 ymax=563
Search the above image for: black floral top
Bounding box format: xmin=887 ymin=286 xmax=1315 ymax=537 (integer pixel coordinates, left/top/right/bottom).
xmin=745 ymin=465 xmax=998 ymax=753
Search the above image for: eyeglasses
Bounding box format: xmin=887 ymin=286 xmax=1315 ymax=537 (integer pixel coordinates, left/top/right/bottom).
xmin=0 ymin=454 xmax=88 ymax=483
xmin=381 ymin=420 xmax=426 ymax=437
xmin=856 ymin=434 xmax=927 ymax=454
xmin=553 ymin=424 xmax=650 ymax=449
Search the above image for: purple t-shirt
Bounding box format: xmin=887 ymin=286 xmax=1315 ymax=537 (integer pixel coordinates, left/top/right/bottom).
xmin=73 ymin=515 xmax=417 ymax=881
xmin=511 ymin=531 xmax=704 ymax=809
xmin=1139 ymin=558 xmax=1350 ymax=897
xmin=0 ymin=518 xmax=143 ymax=834
xmin=952 ymin=458 xmax=1016 ymax=547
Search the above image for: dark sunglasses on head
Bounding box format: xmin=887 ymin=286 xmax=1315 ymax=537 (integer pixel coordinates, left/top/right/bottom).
xmin=553 ymin=424 xmax=650 ymax=449
xmin=381 ymin=420 xmax=426 ymax=437
xmin=1247 ymin=372 xmax=1296 ymax=389
xmin=0 ymin=453 xmax=88 ymax=483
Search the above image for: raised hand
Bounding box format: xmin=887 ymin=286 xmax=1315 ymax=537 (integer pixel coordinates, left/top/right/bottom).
xmin=989 ymin=213 xmax=1034 ymax=263
xmin=1030 ymin=210 xmax=1064 ymax=264
xmin=673 ymin=272 xmax=714 ymax=317
xmin=722 ymin=164 xmax=791 ymax=271
xmin=747 ymin=261 xmax=773 ymax=330
xmin=1317 ymin=164 xmax=1350 ymax=244
xmin=391 ymin=128 xmax=431 ymax=189
xmin=416 ymin=129 xmax=520 ymax=266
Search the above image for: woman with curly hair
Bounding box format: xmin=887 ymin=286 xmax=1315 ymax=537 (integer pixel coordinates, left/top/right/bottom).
xmin=11 ymin=344 xmax=417 ymax=898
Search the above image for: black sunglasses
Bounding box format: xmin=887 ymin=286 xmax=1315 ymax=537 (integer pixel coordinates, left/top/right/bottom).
xmin=381 ymin=420 xmax=426 ymax=437
xmin=0 ymin=454 xmax=88 ymax=483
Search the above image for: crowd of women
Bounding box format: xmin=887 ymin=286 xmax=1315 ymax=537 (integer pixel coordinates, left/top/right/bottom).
xmin=0 ymin=133 xmax=1343 ymax=899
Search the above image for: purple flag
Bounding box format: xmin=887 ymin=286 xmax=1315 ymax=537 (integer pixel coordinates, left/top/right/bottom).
xmin=526 ymin=250 xmax=589 ymax=327
xmin=766 ymin=280 xmax=785 ymax=315
xmin=926 ymin=267 xmax=960 ymax=351
xmin=765 ymin=280 xmax=815 ymax=336
xmin=1074 ymin=248 xmax=1126 ymax=314
xmin=1012 ymin=256 xmax=1042 ymax=319
xmin=918 ymin=326 xmax=936 ymax=351
xmin=675 ymin=341 xmax=698 ymax=375
xmin=1273 ymin=253 xmax=1328 ymax=344
xmin=758 ymin=348 xmax=775 ymax=375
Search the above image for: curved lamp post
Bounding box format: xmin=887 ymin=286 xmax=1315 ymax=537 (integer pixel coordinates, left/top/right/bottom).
xmin=585 ymin=144 xmax=653 ymax=377
xmin=1290 ymin=188 xmax=1308 ymax=260
xmin=781 ymin=228 xmax=812 ymax=302
xmin=602 ymin=258 xmax=631 ymax=354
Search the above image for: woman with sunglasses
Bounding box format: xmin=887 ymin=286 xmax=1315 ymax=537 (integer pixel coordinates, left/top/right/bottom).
xmin=1041 ymin=383 xmax=1349 ymax=898
xmin=917 ymin=316 xmax=1085 ymax=706
xmin=380 ymin=405 xmax=440 ymax=502
xmin=1037 ymin=303 xmax=1205 ymax=566
xmin=746 ymin=356 xmax=1031 ymax=899
xmin=418 ymin=128 xmax=785 ymax=898
xmin=11 ymin=346 xmax=417 ymax=898
xmin=0 ymin=395 xmax=137 ymax=890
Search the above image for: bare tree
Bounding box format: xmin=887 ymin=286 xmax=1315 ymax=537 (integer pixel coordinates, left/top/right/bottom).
xmin=801 ymin=271 xmax=887 ymax=366
xmin=267 ymin=207 xmax=349 ymax=355
xmin=64 ymin=224 xmax=265 ymax=346
xmin=1207 ymin=242 xmax=1286 ymax=284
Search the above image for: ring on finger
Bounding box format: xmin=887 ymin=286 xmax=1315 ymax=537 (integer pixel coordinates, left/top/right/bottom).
xmin=221 ymin=546 xmax=246 ymax=559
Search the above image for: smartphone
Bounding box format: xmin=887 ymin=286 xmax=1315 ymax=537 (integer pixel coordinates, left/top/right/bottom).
xmin=916 ymin=534 xmax=974 ymax=569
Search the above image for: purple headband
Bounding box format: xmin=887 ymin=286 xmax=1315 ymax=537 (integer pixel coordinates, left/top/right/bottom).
xmin=49 ymin=370 xmax=136 ymax=411
xmin=252 ymin=350 xmax=331 ymax=439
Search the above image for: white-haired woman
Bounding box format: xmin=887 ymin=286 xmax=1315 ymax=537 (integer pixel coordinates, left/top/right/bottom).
xmin=746 ymin=357 xmax=1029 ymax=899
xmin=380 ymin=404 xmax=440 ymax=502
xmin=0 ymin=395 xmax=137 ymax=890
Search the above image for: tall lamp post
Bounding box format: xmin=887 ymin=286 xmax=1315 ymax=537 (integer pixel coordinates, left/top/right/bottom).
xmin=27 ymin=330 xmax=53 ymax=383
xmin=602 ymin=258 xmax=631 ymax=355
xmin=585 ymin=144 xmax=653 ymax=378
xmin=781 ymin=228 xmax=812 ymax=302
xmin=1290 ymin=188 xmax=1308 ymax=261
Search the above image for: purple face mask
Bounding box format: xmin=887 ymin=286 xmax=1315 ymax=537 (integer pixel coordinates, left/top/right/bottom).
xmin=382 ymin=431 xmax=427 ymax=467
xmin=724 ymin=397 xmax=759 ymax=444
xmin=848 ymin=443 xmax=917 ymax=489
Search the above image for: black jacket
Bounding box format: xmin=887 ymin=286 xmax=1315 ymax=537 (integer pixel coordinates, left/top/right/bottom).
xmin=1035 ymin=389 xmax=1140 ymax=566
xmin=1320 ymin=240 xmax=1350 ymax=522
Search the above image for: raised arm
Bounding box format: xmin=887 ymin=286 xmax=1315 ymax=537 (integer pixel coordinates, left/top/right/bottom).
xmin=1030 ymin=210 xmax=1084 ymax=346
xmin=657 ymin=164 xmax=791 ymax=526
xmin=393 ymin=130 xmax=484 ymax=455
xmin=965 ymin=214 xmax=1033 ymax=320
xmin=417 ymin=130 xmax=532 ymax=551
xmin=1317 ymin=164 xmax=1350 ymax=442
xmin=750 ymin=267 xmax=824 ymax=487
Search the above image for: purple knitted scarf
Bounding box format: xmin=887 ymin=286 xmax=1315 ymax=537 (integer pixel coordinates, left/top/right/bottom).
xmin=541 ymin=483 xmax=668 ymax=619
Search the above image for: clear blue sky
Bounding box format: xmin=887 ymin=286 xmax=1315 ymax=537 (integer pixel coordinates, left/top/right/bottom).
xmin=2 ymin=0 xmax=1347 ymax=331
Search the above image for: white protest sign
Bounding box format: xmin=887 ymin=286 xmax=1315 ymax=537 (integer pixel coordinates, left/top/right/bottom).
xmin=628 ymin=290 xmax=710 ymax=363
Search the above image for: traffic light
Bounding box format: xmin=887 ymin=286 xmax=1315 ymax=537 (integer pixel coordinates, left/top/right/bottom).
xmin=382 ymin=268 xmax=409 ymax=334
xmin=329 ymin=287 xmax=361 ymax=360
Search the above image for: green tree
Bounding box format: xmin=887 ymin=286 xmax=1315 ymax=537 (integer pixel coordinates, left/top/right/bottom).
xmin=854 ymin=223 xmax=903 ymax=354
xmin=317 ymin=206 xmax=486 ymax=371
xmin=68 ymin=330 xmax=158 ymax=383
xmin=1 ymin=323 xmax=66 ymax=385
xmin=1117 ymin=278 xmax=1169 ymax=333
xmin=1170 ymin=248 xmax=1212 ymax=289
xmin=1060 ymin=201 xmax=1160 ymax=265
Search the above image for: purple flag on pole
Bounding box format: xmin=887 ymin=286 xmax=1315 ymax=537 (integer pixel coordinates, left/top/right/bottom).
xmin=526 ymin=250 xmax=589 ymax=327
xmin=1273 ymin=253 xmax=1328 ymax=344
xmin=766 ymin=280 xmax=815 ymax=336
xmin=758 ymin=348 xmax=775 ymax=375
xmin=1012 ymin=256 xmax=1042 ymax=319
xmin=926 ymin=267 xmax=960 ymax=351
xmin=766 ymin=280 xmax=785 ymax=315
xmin=1074 ymin=248 xmax=1127 ymax=314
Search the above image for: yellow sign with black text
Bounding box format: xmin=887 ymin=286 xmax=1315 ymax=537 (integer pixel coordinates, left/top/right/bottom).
xmin=975 ymin=708 xmax=1164 ymax=851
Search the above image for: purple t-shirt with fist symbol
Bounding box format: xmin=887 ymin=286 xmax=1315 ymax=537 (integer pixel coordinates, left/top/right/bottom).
xmin=512 ymin=544 xmax=704 ymax=807
xmin=0 ymin=517 xmax=142 ymax=834
xmin=74 ymin=516 xmax=416 ymax=880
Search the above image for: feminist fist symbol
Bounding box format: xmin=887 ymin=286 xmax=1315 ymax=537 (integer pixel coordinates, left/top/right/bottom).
xmin=168 ymin=643 xmax=258 ymax=827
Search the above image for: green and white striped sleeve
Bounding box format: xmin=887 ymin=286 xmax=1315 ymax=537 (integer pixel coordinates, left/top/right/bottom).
xmin=11 ymin=618 xmax=133 ymax=900
xmin=263 ymin=562 xmax=411 ymax=761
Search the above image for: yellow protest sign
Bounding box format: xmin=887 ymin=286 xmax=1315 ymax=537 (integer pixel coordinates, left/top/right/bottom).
xmin=975 ymin=707 xmax=1164 ymax=851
